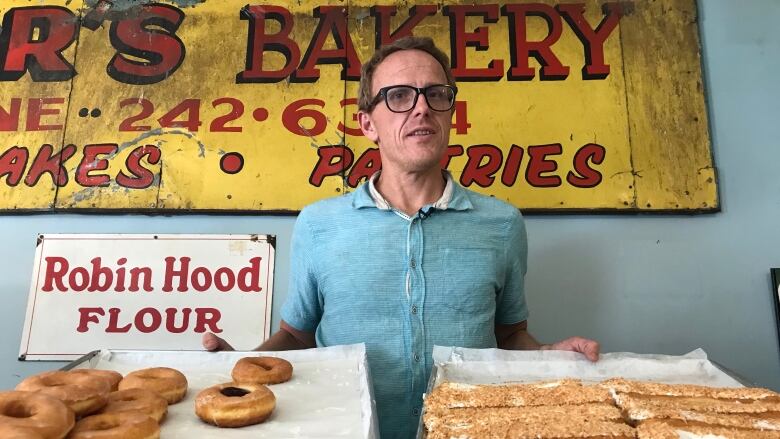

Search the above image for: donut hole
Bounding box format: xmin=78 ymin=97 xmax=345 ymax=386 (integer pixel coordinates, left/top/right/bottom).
xmin=3 ymin=402 xmax=34 ymax=418
xmin=220 ymin=387 xmax=251 ymax=398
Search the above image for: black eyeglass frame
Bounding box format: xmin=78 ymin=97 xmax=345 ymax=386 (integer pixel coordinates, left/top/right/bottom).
xmin=369 ymin=84 xmax=458 ymax=113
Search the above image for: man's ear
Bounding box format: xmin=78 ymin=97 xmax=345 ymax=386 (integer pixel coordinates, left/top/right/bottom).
xmin=358 ymin=111 xmax=379 ymax=144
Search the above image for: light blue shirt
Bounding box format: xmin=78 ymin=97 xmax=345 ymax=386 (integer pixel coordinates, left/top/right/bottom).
xmin=280 ymin=172 xmax=529 ymax=438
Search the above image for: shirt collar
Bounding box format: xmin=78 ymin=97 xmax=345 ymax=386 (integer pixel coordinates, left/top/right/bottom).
xmin=351 ymin=171 xmax=473 ymax=211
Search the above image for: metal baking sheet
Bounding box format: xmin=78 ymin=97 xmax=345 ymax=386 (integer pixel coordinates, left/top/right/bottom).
xmin=416 ymin=347 xmax=745 ymax=438
xmin=64 ymin=344 xmax=378 ymax=438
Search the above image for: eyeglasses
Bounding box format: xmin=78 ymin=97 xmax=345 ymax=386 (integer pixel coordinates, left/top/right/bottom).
xmin=370 ymin=84 xmax=458 ymax=113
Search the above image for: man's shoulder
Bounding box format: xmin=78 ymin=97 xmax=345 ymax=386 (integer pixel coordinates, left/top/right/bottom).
xmin=458 ymin=185 xmax=522 ymax=221
xmin=298 ymin=191 xmax=361 ymax=226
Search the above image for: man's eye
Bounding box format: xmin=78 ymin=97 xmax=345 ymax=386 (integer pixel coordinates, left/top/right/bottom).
xmin=389 ymin=90 xmax=410 ymax=100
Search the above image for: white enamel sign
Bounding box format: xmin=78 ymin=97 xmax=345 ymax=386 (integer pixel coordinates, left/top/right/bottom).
xmin=20 ymin=234 xmax=275 ymax=361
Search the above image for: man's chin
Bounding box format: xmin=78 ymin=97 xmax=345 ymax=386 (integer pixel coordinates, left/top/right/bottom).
xmin=401 ymin=158 xmax=447 ymax=174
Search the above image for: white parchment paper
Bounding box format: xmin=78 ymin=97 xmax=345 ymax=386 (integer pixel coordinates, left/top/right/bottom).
xmin=430 ymin=347 xmax=744 ymax=387
xmin=73 ymin=344 xmax=378 ymax=438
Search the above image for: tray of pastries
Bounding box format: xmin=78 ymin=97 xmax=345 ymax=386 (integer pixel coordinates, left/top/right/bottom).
xmin=1 ymin=344 xmax=377 ymax=438
xmin=419 ymin=347 xmax=780 ymax=439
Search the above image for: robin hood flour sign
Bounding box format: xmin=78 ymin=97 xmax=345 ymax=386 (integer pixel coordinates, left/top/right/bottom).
xmin=19 ymin=234 xmax=275 ymax=361
xmin=0 ymin=0 xmax=716 ymax=212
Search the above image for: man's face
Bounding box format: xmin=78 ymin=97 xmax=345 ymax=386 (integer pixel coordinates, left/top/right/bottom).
xmin=358 ymin=50 xmax=453 ymax=175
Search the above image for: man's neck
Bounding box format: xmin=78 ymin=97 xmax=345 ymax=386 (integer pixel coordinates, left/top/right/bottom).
xmin=374 ymin=168 xmax=446 ymax=216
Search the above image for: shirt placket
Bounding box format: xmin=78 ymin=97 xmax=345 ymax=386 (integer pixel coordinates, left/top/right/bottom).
xmin=406 ymin=214 xmax=426 ymax=418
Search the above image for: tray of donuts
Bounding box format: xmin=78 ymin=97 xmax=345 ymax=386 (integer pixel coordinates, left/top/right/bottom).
xmin=2 ymin=343 xmax=378 ymax=438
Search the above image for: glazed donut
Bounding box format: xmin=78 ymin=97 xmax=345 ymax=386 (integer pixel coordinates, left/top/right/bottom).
xmin=118 ymin=367 xmax=187 ymax=404
xmin=70 ymin=369 xmax=123 ymax=391
xmin=100 ymin=389 xmax=167 ymax=423
xmin=232 ymin=356 xmax=293 ymax=385
xmin=0 ymin=424 xmax=46 ymax=438
xmin=16 ymin=371 xmax=110 ymax=417
xmin=0 ymin=390 xmax=75 ymax=439
xmin=67 ymin=412 xmax=159 ymax=439
xmin=195 ymin=382 xmax=276 ymax=427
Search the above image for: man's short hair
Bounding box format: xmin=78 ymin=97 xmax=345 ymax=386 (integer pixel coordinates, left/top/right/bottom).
xmin=358 ymin=36 xmax=456 ymax=112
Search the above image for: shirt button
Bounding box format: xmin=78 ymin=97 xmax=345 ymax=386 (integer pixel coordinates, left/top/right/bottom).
xmin=410 ymin=258 xmax=416 ymax=268
xmin=413 ymin=353 xmax=421 ymax=362
xmin=411 ymin=305 xmax=418 ymax=314
xmin=412 ymin=408 xmax=420 ymax=416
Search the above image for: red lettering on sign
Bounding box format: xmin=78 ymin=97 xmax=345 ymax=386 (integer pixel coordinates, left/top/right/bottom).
xmin=42 ymin=256 xmax=153 ymax=292
xmin=557 ymin=2 xmax=623 ymax=79
xmin=114 ymin=258 xmax=127 ymax=292
xmin=282 ymin=99 xmax=327 ymax=136
xmin=106 ymin=4 xmax=185 ymax=85
xmin=76 ymin=307 xmax=104 ymax=332
xmin=502 ymin=3 xmax=570 ymax=80
xmin=0 ymin=98 xmax=21 ymax=131
xmin=25 ymin=143 xmax=76 ymax=187
xmin=443 ymin=4 xmax=504 ymax=81
xmin=75 ymin=143 xmax=116 ymax=188
xmin=210 ymin=97 xmax=244 ymax=132
xmin=194 ymin=308 xmax=223 ymax=333
xmin=162 ymin=257 xmax=263 ymax=293
xmin=440 ymin=144 xmax=464 ymax=169
xmin=118 ymin=98 xmax=154 ymax=132
xmin=0 ymin=146 xmax=28 ymax=186
xmin=88 ymin=257 xmax=113 ymax=292
xmin=135 ymin=307 xmax=162 ymax=333
xmin=567 ymin=142 xmax=605 ymax=187
xmin=25 ymin=97 xmax=64 ymax=131
xmin=42 ymin=256 xmax=68 ymax=291
xmin=77 ymin=307 xmax=223 ymax=334
xmin=292 ymin=6 xmax=361 ymax=82
xmin=128 ymin=267 xmax=153 ymax=292
xmin=116 ymin=145 xmax=161 ymax=189
xmin=68 ymin=267 xmax=89 ymax=292
xmin=526 ymin=143 xmax=563 ymax=187
xmin=106 ymin=307 xmax=131 ymax=333
xmin=164 ymin=256 xmax=191 ymax=292
xmin=337 ymin=98 xmax=362 ymax=136
xmin=157 ymin=99 xmax=201 ymax=131
xmin=501 ymin=144 xmax=525 ymax=186
xmin=191 ymin=267 xmax=211 ymax=292
xmin=461 ymin=144 xmax=504 ymax=187
xmin=0 ymin=7 xmax=77 ymax=81
xmin=214 ymin=267 xmax=235 ymax=292
xmin=347 ymin=148 xmax=381 ymax=188
xmin=238 ymin=259 xmax=263 ymax=292
xmin=165 ymin=307 xmax=192 ymax=333
xmin=309 ymin=145 xmax=354 ymax=187
xmin=237 ymin=5 xmax=300 ymax=83
xmin=371 ymin=5 xmax=437 ymax=47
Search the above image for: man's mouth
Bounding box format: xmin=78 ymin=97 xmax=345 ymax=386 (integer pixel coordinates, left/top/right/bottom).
xmin=407 ymin=129 xmax=435 ymax=137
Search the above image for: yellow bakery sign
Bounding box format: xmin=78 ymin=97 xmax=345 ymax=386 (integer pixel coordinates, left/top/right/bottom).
xmin=0 ymin=0 xmax=716 ymax=212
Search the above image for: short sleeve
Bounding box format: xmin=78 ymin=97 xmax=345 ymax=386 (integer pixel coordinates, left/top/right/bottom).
xmin=495 ymin=211 xmax=529 ymax=325
xmin=280 ymin=209 xmax=322 ymax=332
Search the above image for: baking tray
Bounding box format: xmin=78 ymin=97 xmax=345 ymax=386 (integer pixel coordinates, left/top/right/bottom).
xmin=415 ymin=347 xmax=749 ymax=438
xmin=61 ymin=344 xmax=378 ymax=438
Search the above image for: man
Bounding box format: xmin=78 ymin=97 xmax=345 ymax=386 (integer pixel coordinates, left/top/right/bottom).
xmin=203 ymin=36 xmax=599 ymax=438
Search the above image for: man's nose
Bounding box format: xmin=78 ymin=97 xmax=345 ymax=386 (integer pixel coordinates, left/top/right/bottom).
xmin=411 ymin=92 xmax=431 ymax=116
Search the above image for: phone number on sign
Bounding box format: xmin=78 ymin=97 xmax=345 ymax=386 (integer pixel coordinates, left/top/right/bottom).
xmin=117 ymin=97 xmax=472 ymax=136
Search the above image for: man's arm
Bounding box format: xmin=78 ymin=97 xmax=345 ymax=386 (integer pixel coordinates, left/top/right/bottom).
xmin=202 ymin=319 xmax=316 ymax=352
xmin=495 ymin=320 xmax=600 ymax=362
